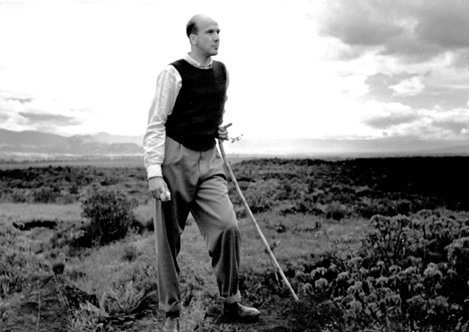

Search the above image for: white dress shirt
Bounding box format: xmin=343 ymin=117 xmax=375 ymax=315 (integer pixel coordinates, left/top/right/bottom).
xmin=143 ymin=53 xmax=228 ymax=179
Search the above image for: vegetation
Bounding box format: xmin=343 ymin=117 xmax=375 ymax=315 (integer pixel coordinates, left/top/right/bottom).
xmin=1 ymin=156 xmax=468 ymax=218
xmin=80 ymin=185 xmax=139 ymax=247
xmin=297 ymin=211 xmax=469 ymax=331
xmin=1 ymin=156 xmax=469 ymax=331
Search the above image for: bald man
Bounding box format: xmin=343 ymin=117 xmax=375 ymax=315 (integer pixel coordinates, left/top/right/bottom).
xmin=143 ymin=14 xmax=260 ymax=332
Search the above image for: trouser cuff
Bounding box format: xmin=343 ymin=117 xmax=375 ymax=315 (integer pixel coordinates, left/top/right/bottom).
xmin=159 ymin=302 xmax=182 ymax=314
xmin=223 ymin=290 xmax=241 ymax=304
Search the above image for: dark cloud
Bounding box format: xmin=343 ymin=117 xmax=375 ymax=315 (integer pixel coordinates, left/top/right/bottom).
xmin=380 ymin=38 xmax=443 ymax=63
xmin=364 ymin=113 xmax=418 ymax=130
xmin=432 ymin=119 xmax=469 ymax=134
xmin=318 ymin=1 xmax=403 ymax=47
xmin=316 ymin=0 xmax=469 ymax=64
xmin=19 ymin=112 xmax=82 ymax=126
xmin=416 ymin=2 xmax=469 ymax=49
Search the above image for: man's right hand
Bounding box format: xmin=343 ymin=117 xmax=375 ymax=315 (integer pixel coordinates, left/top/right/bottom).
xmin=148 ymin=177 xmax=171 ymax=202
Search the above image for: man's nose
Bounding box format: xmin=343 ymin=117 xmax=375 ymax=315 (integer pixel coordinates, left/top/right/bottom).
xmin=214 ymin=32 xmax=220 ymax=40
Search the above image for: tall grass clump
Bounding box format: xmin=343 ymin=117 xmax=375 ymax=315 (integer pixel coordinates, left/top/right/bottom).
xmin=80 ymin=185 xmax=138 ymax=247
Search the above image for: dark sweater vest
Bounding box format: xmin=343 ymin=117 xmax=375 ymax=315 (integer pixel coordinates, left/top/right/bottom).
xmin=165 ymin=59 xmax=227 ymax=151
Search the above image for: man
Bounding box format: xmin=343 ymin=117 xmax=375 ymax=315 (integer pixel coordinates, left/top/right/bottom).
xmin=143 ymin=14 xmax=260 ymax=332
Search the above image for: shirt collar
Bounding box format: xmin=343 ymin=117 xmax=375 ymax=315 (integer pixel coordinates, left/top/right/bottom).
xmin=184 ymin=53 xmax=213 ymax=69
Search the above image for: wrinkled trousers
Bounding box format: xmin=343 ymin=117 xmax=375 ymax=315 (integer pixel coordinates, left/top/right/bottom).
xmin=154 ymin=137 xmax=241 ymax=313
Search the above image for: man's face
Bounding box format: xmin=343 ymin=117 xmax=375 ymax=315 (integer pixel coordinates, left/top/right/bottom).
xmin=193 ymin=19 xmax=220 ymax=57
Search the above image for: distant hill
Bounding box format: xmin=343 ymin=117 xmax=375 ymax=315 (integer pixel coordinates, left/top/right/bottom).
xmin=0 ymin=128 xmax=143 ymax=159
xmin=92 ymin=132 xmax=144 ymax=146
xmin=222 ymin=137 xmax=469 ymax=157
xmin=1 ymin=128 xmax=468 ymax=161
xmin=0 ymin=129 xmax=68 ymax=147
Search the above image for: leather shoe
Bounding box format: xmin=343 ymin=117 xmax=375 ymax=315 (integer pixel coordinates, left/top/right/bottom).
xmin=224 ymin=303 xmax=260 ymax=322
xmin=163 ymin=316 xmax=180 ymax=332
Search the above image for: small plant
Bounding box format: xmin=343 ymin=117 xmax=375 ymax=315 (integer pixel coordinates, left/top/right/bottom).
xmin=102 ymin=280 xmax=146 ymax=315
xmin=80 ymin=185 xmax=138 ymax=246
xmin=122 ymin=245 xmax=140 ymax=262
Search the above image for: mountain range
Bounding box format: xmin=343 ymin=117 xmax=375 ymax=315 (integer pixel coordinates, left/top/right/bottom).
xmin=1 ymin=128 xmax=469 ymax=160
xmin=223 ymin=137 xmax=469 ymax=157
xmin=0 ymin=129 xmax=143 ymax=159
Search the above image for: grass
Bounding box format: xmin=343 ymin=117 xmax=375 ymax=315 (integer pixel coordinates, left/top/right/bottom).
xmin=0 ymin=202 xmax=82 ymax=223
xmin=1 ymin=201 xmax=371 ymax=331
xmin=0 ymin=202 xmax=370 ymax=280
xmin=61 ymin=217 xmax=221 ymax=331
xmin=238 ymin=213 xmax=370 ymax=272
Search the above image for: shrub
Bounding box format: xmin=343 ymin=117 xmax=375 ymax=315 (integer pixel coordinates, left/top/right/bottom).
xmin=241 ymin=179 xmax=282 ymax=213
xmin=301 ymin=211 xmax=469 ymax=331
xmin=80 ymin=185 xmax=138 ymax=246
xmin=32 ymin=187 xmax=59 ymax=203
xmin=11 ymin=190 xmax=28 ymax=203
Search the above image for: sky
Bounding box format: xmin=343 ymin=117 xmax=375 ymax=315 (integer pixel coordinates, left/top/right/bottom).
xmin=1 ymin=0 xmax=469 ymax=142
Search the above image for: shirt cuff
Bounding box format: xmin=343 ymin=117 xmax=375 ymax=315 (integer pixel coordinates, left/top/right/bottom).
xmin=146 ymin=164 xmax=162 ymax=179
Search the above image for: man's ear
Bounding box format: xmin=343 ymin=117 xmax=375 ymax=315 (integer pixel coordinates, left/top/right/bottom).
xmin=189 ymin=34 xmax=197 ymax=45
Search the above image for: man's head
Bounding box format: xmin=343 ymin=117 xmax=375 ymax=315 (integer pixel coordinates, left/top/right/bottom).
xmin=186 ymin=14 xmax=220 ymax=58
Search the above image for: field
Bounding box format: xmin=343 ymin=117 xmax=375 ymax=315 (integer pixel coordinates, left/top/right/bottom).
xmin=1 ymin=156 xmax=469 ymax=331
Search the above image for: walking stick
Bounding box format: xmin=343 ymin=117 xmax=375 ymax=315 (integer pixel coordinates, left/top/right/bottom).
xmin=153 ymin=198 xmax=160 ymax=259
xmin=217 ymin=139 xmax=300 ymax=302
xmin=153 ymin=190 xmax=170 ymax=258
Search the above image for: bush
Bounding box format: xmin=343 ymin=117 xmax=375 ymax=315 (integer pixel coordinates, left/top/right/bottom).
xmin=299 ymin=211 xmax=469 ymax=331
xmin=32 ymin=187 xmax=59 ymax=203
xmin=80 ymin=185 xmax=138 ymax=246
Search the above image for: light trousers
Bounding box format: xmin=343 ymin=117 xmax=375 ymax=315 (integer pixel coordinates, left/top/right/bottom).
xmin=154 ymin=137 xmax=241 ymax=313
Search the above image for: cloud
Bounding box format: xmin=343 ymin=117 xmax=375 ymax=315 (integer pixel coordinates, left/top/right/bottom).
xmin=5 ymin=96 xmax=33 ymax=104
xmin=363 ymin=102 xmax=417 ymax=129
xmin=0 ymin=91 xmax=87 ymax=134
xmin=363 ymin=73 xmax=408 ymax=100
xmin=317 ymin=1 xmax=403 ymax=47
xmin=362 ymin=100 xmax=469 ymax=139
xmin=432 ymin=118 xmax=469 ymax=135
xmin=389 ymin=76 xmax=424 ymax=96
xmin=19 ymin=112 xmax=82 ymax=126
xmin=453 ymin=50 xmax=469 ymax=68
xmin=365 ymin=113 xmax=418 ymax=130
xmin=416 ymin=2 xmax=469 ymax=49
xmin=313 ymin=0 xmax=469 ymax=64
xmin=361 ymin=71 xmax=469 ymax=110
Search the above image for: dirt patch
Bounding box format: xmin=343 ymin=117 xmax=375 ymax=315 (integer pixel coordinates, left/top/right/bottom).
xmin=1 ymin=276 xmax=70 ymax=332
xmin=195 ymin=296 xmax=337 ymax=332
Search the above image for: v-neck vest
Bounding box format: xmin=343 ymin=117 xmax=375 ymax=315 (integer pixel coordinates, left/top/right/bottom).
xmin=165 ymin=59 xmax=227 ymax=151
